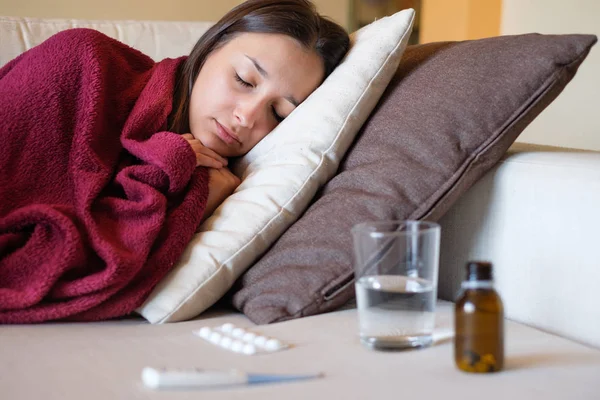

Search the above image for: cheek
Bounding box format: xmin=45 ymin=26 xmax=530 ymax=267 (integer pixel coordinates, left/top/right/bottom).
xmin=210 ymin=78 xmax=234 ymax=107
xmin=191 ymin=75 xmax=233 ymax=115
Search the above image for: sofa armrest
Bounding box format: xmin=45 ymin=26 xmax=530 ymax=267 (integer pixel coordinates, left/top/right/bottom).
xmin=438 ymin=142 xmax=600 ymax=348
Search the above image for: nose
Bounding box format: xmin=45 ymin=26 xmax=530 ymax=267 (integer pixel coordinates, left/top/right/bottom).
xmin=234 ymin=95 xmax=263 ymax=129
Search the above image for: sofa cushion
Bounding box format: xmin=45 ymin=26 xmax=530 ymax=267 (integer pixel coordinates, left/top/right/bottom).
xmin=230 ymin=33 xmax=598 ymax=324
xmin=137 ymin=9 xmax=415 ymax=323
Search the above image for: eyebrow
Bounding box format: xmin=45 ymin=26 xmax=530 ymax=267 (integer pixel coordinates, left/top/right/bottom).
xmin=245 ymin=54 xmax=299 ymax=107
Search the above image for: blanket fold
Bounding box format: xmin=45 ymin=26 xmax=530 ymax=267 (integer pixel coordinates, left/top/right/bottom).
xmin=0 ymin=28 xmax=208 ymax=323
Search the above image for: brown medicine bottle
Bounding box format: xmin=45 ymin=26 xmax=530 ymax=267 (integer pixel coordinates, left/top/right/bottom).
xmin=454 ymin=261 xmax=504 ymax=373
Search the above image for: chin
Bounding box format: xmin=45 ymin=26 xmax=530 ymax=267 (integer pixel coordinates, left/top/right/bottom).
xmin=210 ymin=138 xmax=233 ymax=158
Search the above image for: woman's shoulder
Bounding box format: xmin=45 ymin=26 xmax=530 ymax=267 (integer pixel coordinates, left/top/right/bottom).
xmin=46 ymin=28 xmax=119 ymax=49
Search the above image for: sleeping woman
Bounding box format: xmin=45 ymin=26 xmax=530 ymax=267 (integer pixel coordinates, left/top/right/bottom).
xmin=0 ymin=0 xmax=349 ymax=323
xmin=172 ymin=0 xmax=349 ymax=219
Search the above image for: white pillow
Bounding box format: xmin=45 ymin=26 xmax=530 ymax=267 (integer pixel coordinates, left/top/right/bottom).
xmin=138 ymin=9 xmax=416 ymax=323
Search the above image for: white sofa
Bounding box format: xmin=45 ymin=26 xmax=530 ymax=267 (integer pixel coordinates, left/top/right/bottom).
xmin=1 ymin=16 xmax=599 ymax=400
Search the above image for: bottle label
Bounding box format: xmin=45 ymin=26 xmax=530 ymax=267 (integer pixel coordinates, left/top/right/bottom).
xmin=461 ymin=281 xmax=494 ymax=290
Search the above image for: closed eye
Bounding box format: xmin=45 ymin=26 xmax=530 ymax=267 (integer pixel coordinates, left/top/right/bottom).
xmin=236 ymin=72 xmax=284 ymax=123
xmin=272 ymin=107 xmax=284 ymax=123
xmin=235 ymin=73 xmax=252 ymax=88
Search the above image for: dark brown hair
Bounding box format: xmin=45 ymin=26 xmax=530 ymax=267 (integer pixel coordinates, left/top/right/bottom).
xmin=168 ymin=0 xmax=350 ymax=133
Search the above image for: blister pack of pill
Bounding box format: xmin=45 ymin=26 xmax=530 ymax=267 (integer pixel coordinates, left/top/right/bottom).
xmin=193 ymin=323 xmax=290 ymax=355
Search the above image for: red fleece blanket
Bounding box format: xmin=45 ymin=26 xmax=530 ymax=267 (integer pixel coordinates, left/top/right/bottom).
xmin=0 ymin=29 xmax=209 ymax=323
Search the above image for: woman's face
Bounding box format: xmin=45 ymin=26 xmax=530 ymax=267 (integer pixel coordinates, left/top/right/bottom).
xmin=188 ymin=32 xmax=325 ymax=158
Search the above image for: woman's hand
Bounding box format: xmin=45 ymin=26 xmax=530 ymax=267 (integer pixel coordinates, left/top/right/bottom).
xmin=182 ymin=133 xmax=228 ymax=168
xmin=200 ymin=167 xmax=241 ymax=224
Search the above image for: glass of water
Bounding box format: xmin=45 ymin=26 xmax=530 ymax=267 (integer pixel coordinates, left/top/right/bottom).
xmin=352 ymin=220 xmax=440 ymax=350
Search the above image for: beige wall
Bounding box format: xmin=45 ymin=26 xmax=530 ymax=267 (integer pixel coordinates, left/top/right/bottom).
xmin=419 ymin=0 xmax=599 ymax=151
xmin=0 ymin=0 xmax=349 ymax=27
xmin=501 ymin=0 xmax=600 ymax=151
xmin=419 ymin=0 xmax=501 ymax=43
xmin=316 ymin=0 xmax=349 ymax=28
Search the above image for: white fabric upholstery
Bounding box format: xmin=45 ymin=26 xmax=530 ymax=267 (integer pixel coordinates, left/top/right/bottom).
xmin=1 ymin=302 xmax=599 ymax=399
xmin=439 ymin=143 xmax=600 ymax=349
xmin=0 ymin=16 xmax=213 ymax=66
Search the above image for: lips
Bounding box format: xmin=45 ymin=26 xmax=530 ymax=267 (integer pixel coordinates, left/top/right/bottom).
xmin=215 ymin=121 xmax=240 ymax=145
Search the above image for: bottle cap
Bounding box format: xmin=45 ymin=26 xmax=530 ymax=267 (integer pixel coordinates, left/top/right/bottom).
xmin=466 ymin=261 xmax=493 ymax=281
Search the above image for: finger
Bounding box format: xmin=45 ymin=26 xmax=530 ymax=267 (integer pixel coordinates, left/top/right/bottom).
xmin=186 ymin=142 xmax=227 ymax=166
xmin=219 ymin=168 xmax=241 ymax=185
xmin=185 ymin=139 xmax=228 ymax=166
xmin=207 ymin=167 xmax=221 ymax=179
xmin=196 ymin=154 xmax=225 ymax=168
xmin=181 ymin=133 xmax=194 ymax=140
xmin=197 ymin=146 xmax=228 ymax=166
xmin=194 ymin=149 xmax=227 ymax=167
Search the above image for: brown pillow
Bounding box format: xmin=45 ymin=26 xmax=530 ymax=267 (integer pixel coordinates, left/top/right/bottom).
xmin=230 ymin=33 xmax=597 ymax=324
